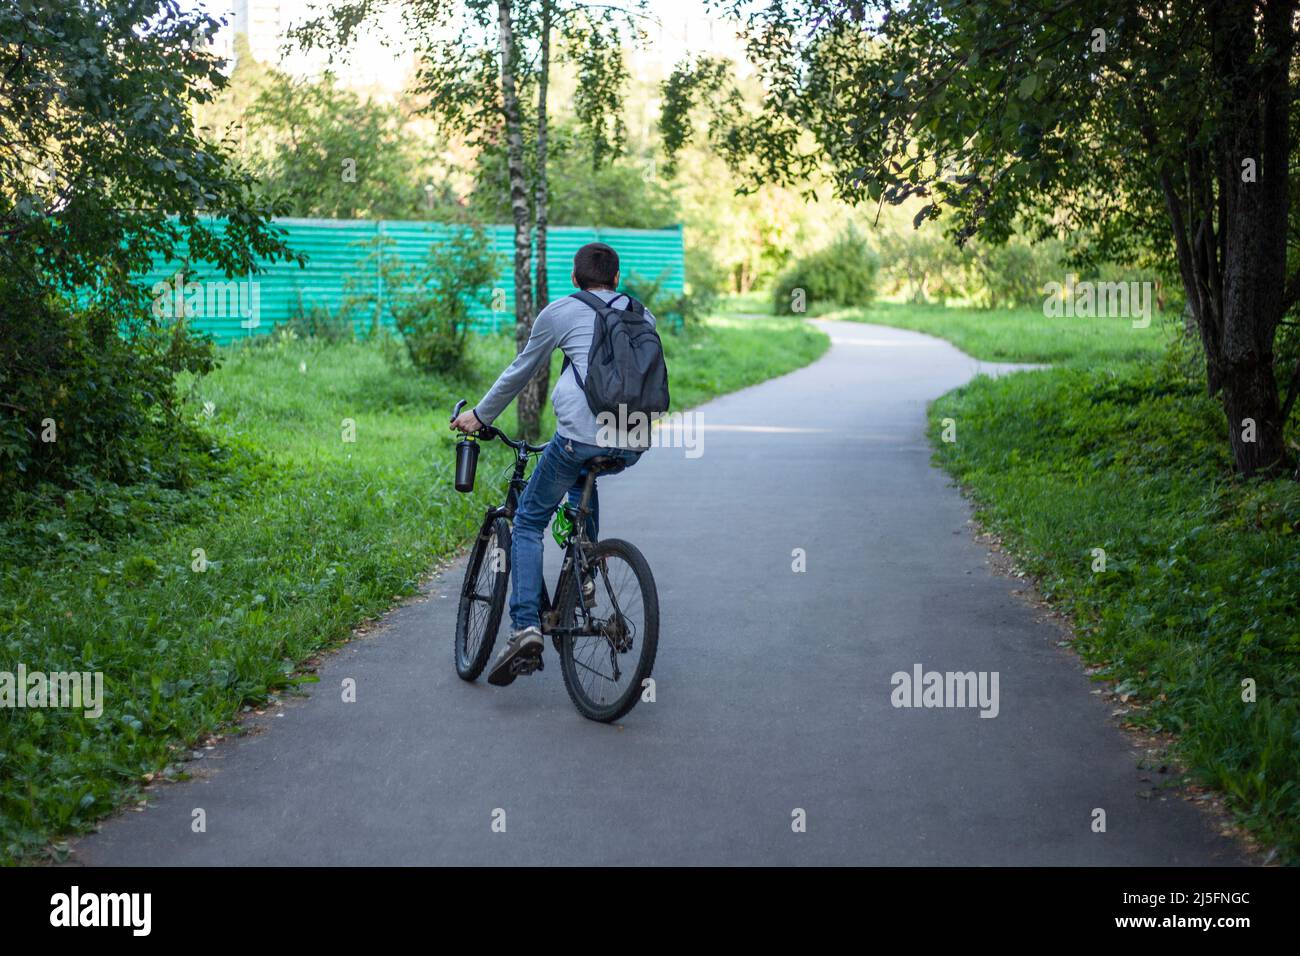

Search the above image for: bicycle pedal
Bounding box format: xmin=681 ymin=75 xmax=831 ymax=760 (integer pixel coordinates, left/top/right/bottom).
xmin=511 ymin=653 xmax=544 ymax=676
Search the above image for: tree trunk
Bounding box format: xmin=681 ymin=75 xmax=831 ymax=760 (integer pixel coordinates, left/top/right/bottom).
xmin=1214 ymin=0 xmax=1292 ymax=476
xmin=497 ymin=0 xmax=538 ymax=439
xmin=1163 ymin=0 xmax=1295 ymax=477
xmin=530 ymin=0 xmax=553 ymax=420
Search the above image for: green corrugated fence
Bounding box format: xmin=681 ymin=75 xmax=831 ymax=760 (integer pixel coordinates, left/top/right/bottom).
xmin=139 ymin=218 xmax=686 ymax=344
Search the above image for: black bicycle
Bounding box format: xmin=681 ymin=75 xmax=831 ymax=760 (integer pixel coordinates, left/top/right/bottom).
xmin=450 ymin=400 xmax=659 ymax=723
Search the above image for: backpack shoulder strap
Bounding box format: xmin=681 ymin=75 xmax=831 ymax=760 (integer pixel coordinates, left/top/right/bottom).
xmin=565 ymin=290 xmax=629 ymax=389
xmin=570 ymin=290 xmax=611 ymax=312
xmin=562 ymin=353 xmax=584 ymax=389
xmin=562 ymin=291 xmax=605 ymax=389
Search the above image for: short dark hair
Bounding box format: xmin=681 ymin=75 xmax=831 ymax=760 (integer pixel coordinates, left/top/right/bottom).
xmin=573 ymin=242 xmax=619 ymax=290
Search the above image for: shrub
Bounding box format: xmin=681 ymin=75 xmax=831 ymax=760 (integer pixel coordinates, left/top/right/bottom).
xmin=280 ymin=296 xmax=355 ymax=342
xmin=680 ymin=242 xmax=729 ymax=324
xmin=622 ymin=267 xmax=714 ymax=331
xmin=878 ymin=224 xmax=966 ymax=304
xmin=876 ymin=210 xmax=1068 ymax=310
xmin=345 ymin=226 xmax=499 ymax=375
xmin=0 ymin=277 xmax=217 ymax=509
xmin=773 ymin=228 xmax=879 ymax=314
xmin=962 ymin=236 xmax=1066 ymax=309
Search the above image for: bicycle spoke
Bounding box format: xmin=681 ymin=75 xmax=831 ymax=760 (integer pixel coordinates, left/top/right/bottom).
xmin=566 ymin=552 xmax=647 ymax=706
xmin=460 ymin=528 xmax=504 ymax=668
xmin=571 ymin=650 xmax=615 ymax=683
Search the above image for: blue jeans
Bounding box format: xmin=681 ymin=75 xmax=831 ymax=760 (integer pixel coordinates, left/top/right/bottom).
xmin=509 ymin=434 xmax=642 ymax=631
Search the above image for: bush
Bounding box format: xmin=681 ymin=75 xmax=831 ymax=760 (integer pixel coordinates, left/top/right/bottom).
xmin=683 ymin=243 xmax=728 ymax=320
xmin=876 ymin=217 xmax=1069 ymax=309
xmin=280 ymin=296 xmax=355 ymax=342
xmin=773 ymin=228 xmax=879 ymax=314
xmin=345 ymin=226 xmax=499 ymax=375
xmin=878 ymin=224 xmax=966 ymax=303
xmin=622 ymin=267 xmax=714 ymax=331
xmin=962 ymin=235 xmax=1066 ymax=309
xmin=0 ymin=278 xmax=217 ymax=509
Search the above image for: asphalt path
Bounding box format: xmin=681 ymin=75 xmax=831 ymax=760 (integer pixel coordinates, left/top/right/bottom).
xmin=72 ymin=320 xmax=1242 ymax=865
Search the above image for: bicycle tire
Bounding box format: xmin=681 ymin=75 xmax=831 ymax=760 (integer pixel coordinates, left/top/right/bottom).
xmin=454 ymin=516 xmax=510 ymax=681
xmin=557 ymin=538 xmax=659 ymax=722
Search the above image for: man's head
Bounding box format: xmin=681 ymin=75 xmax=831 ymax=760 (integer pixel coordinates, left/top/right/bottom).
xmin=572 ymin=242 xmax=620 ymax=291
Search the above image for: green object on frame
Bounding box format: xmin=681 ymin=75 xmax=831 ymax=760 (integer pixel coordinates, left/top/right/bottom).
xmin=551 ymin=504 xmax=575 ymax=549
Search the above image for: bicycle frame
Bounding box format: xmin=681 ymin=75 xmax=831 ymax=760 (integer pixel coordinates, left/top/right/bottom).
xmin=451 ymin=399 xmax=653 ymax=720
xmin=451 ymin=394 xmax=627 ymax=643
xmin=471 ymin=435 xmax=602 ymax=634
xmin=543 ymin=468 xmax=603 ymax=637
xmin=482 ymin=441 xmax=534 ymax=524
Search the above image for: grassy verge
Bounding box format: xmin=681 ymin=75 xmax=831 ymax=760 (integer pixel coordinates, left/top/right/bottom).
xmin=718 ymin=289 xmax=850 ymax=319
xmin=712 ymin=290 xmax=772 ymax=315
xmin=0 ymin=314 xmax=828 ymax=862
xmin=848 ymin=297 xmax=1298 ymax=858
xmin=836 ymin=300 xmax=1168 ymax=365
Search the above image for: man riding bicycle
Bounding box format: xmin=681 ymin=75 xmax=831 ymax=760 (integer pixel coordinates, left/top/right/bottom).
xmin=451 ymin=242 xmax=655 ymax=686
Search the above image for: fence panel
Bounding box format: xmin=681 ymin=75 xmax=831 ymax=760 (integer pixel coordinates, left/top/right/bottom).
xmin=137 ymin=218 xmax=685 ymax=344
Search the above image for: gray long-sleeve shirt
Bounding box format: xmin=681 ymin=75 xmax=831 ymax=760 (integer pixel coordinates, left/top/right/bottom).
xmin=474 ymin=290 xmax=656 ymax=449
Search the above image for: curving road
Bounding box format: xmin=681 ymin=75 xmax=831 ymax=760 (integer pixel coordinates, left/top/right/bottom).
xmin=72 ymin=320 xmax=1242 ymax=865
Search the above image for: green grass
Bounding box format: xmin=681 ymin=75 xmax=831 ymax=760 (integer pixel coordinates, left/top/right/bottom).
xmin=712 ymin=290 xmax=772 ymax=315
xmin=719 ymin=295 xmax=1173 ymax=362
xmin=835 ymin=300 xmax=1170 ymax=365
xmin=855 ymin=295 xmax=1300 ymax=859
xmin=713 ymin=289 xmax=854 ymax=319
xmin=0 ymin=314 xmax=828 ymax=863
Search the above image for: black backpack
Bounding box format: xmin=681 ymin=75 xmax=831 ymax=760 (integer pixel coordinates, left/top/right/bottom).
xmin=564 ymin=290 xmax=670 ymax=419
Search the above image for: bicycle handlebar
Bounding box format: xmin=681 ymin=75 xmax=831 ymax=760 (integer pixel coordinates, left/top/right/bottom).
xmin=450 ymin=399 xmax=548 ymax=454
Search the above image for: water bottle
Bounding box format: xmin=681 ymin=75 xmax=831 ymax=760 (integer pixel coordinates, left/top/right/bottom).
xmin=454 ymin=436 xmax=480 ymax=493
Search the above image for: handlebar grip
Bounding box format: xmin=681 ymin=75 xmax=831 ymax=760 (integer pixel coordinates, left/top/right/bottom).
xmin=451 ymin=399 xmax=467 ymax=423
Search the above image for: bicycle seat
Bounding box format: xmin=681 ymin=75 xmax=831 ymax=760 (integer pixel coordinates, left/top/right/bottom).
xmin=585 ymin=456 xmax=626 ymax=475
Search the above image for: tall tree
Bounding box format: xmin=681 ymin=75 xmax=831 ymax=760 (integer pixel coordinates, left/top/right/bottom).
xmin=1 ymin=0 xmax=297 ymax=298
xmin=243 ymin=70 xmax=443 ymax=219
xmin=535 ymin=0 xmax=554 ymax=313
xmin=292 ymin=0 xmax=642 ymax=439
xmin=0 ymin=0 xmax=300 ymax=491
xmin=496 ymin=0 xmax=538 ymax=429
xmin=664 ymin=0 xmax=1300 ymax=477
xmin=529 ymin=0 xmax=643 ymax=424
xmin=527 ymin=0 xmax=555 ymax=427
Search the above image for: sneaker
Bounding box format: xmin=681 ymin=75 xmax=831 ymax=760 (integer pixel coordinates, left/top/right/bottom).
xmin=487 ymin=626 xmax=544 ymax=687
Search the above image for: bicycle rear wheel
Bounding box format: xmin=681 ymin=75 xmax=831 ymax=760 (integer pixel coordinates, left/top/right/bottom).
xmin=557 ymin=538 xmax=658 ymax=723
xmin=455 ymin=516 xmax=510 ymax=680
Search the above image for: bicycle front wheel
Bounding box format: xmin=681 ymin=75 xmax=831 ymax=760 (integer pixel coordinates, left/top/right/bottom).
xmin=558 ymin=538 xmax=659 ymax=723
xmin=455 ymin=516 xmax=510 ymax=681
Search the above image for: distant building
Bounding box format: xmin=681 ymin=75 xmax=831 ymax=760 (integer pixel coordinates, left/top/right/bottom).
xmin=214 ymin=0 xmax=413 ymax=94
xmin=231 ymin=0 xmax=285 ymax=66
